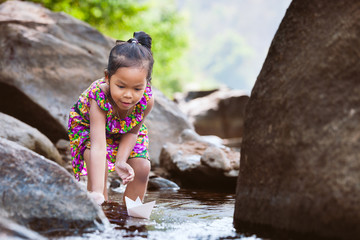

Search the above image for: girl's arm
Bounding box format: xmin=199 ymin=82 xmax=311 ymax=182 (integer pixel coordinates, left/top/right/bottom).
xmin=88 ymin=99 xmax=107 ymax=193
xmin=115 ymin=96 xmax=155 ymax=184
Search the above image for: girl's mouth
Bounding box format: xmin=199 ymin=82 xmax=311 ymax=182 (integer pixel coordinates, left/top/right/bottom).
xmin=121 ymin=101 xmax=131 ymax=108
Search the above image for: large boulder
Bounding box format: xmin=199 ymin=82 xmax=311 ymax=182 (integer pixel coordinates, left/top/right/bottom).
xmin=0 ymin=112 xmax=63 ymax=165
xmin=146 ymin=88 xmax=193 ymax=165
xmin=234 ymin=1 xmax=360 ymax=239
xmin=0 ymin=138 xmax=109 ymax=235
xmin=177 ymin=89 xmax=249 ymax=139
xmin=160 ymin=129 xmax=240 ymax=191
xmin=0 ymin=0 xmax=113 ymax=142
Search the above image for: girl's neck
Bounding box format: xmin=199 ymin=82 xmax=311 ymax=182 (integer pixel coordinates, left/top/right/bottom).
xmin=113 ymin=105 xmax=133 ymax=119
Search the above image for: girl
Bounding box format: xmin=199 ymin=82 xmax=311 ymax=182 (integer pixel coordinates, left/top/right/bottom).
xmin=68 ymin=31 xmax=154 ymax=205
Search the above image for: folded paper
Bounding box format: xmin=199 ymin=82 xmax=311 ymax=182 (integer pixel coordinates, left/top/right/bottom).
xmin=125 ymin=196 xmax=156 ymax=219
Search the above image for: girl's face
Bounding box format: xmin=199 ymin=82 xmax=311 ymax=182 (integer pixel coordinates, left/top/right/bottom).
xmin=106 ymin=67 xmax=147 ymax=112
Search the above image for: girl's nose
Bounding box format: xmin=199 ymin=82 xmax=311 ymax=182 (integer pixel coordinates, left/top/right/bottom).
xmin=123 ymin=90 xmax=132 ymax=98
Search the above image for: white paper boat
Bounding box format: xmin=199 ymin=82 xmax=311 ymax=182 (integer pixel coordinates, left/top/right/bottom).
xmin=125 ymin=196 xmax=156 ymax=219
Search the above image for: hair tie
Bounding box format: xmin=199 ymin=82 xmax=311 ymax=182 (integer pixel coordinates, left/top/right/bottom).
xmin=132 ymin=39 xmax=139 ymax=44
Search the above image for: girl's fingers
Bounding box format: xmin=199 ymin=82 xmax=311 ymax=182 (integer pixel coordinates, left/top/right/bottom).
xmin=126 ymin=175 xmax=134 ymax=182
xmin=124 ymin=176 xmax=134 ymax=184
xmin=118 ymin=165 xmax=135 ymax=185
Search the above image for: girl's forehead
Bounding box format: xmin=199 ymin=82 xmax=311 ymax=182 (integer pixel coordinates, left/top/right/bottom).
xmin=111 ymin=67 xmax=147 ymax=85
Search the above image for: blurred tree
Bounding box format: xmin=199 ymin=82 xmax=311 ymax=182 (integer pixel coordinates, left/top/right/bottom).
xmin=25 ymin=0 xmax=190 ymax=97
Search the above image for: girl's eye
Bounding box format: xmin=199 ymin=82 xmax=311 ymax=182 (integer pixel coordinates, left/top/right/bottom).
xmin=117 ymin=85 xmax=124 ymax=89
xmin=135 ymin=88 xmax=142 ymax=91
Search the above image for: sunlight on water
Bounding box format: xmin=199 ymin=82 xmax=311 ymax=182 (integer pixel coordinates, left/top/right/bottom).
xmin=54 ymin=189 xmax=263 ymax=240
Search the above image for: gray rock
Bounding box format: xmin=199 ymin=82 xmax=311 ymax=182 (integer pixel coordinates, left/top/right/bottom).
xmin=179 ymin=128 xmax=202 ymax=142
xmin=201 ymin=146 xmax=231 ymax=171
xmin=234 ymin=1 xmax=360 ymax=239
xmin=148 ymin=176 xmax=179 ymax=190
xmin=0 ymin=112 xmax=63 ymax=166
xmin=110 ymin=179 xmax=122 ymax=189
xmin=146 ymin=88 xmax=193 ymax=165
xmin=55 ymin=139 xmax=70 ymax=152
xmin=180 ymin=129 xmax=224 ymax=148
xmin=178 ymin=89 xmax=249 ymax=139
xmin=160 ymin=141 xmax=239 ymax=190
xmin=0 ymin=138 xmax=109 ymax=235
xmin=173 ymin=89 xmax=218 ymax=103
xmin=0 ymin=216 xmax=46 ymax=240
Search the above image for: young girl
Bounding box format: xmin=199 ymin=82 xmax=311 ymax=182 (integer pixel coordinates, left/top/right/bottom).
xmin=68 ymin=31 xmax=155 ymax=205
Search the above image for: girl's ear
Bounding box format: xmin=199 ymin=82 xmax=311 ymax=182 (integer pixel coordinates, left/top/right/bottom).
xmin=104 ymin=69 xmax=110 ymax=85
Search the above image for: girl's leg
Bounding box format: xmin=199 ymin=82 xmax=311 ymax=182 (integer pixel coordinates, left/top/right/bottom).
xmin=123 ymin=158 xmax=151 ymax=203
xmin=103 ymin=159 xmax=109 ymax=201
xmin=84 ymin=149 xmax=106 ymax=204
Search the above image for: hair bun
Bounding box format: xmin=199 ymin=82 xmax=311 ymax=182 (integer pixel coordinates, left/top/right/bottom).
xmin=133 ymin=31 xmax=152 ymax=50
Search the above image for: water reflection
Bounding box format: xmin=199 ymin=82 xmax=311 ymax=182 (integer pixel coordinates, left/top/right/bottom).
xmin=55 ymin=189 xmax=262 ymax=240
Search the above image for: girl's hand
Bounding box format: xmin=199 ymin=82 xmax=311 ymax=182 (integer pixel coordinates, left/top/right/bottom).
xmin=115 ymin=162 xmax=135 ymax=185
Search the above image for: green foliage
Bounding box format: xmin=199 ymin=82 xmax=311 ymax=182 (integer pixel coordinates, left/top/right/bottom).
xmin=27 ymin=0 xmax=190 ymax=97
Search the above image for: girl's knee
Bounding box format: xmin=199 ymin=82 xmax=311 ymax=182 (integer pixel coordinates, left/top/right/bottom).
xmin=130 ymin=158 xmax=150 ymax=182
xmin=137 ymin=161 xmax=150 ymax=181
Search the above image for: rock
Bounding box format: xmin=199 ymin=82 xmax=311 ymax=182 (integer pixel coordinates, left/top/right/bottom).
xmin=0 ymin=0 xmax=114 ymax=142
xmin=55 ymin=139 xmax=70 ymax=152
xmin=110 ymin=179 xmax=122 ymax=189
xmin=199 ymin=135 xmax=224 ymax=148
xmin=0 ymin=216 xmax=47 ymax=240
xmin=178 ymin=88 xmax=249 ymax=139
xmin=0 ymin=138 xmax=109 ymax=235
xmin=107 ymin=171 xmax=177 ymax=192
xmin=146 ymin=88 xmax=193 ymax=165
xmin=159 ymin=138 xmax=240 ymax=191
xmin=0 ymin=112 xmax=64 ymax=166
xmin=180 ymin=129 xmax=224 ymax=148
xmin=173 ymin=89 xmax=218 ymax=103
xmin=148 ymin=176 xmax=180 ymax=190
xmin=201 ymin=146 xmax=231 ymax=171
xmin=179 ymin=128 xmax=202 ymax=142
xmin=234 ymin=1 xmax=360 ymax=239
xmin=55 ymin=139 xmax=73 ymax=173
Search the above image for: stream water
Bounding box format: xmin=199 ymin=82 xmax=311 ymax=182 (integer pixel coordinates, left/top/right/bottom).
xmin=54 ymin=187 xmax=263 ymax=240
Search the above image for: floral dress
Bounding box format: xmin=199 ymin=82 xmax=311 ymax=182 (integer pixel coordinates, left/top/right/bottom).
xmin=68 ymin=78 xmax=152 ymax=181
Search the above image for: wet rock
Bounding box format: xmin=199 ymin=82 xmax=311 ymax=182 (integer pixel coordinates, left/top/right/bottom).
xmin=146 ymin=88 xmax=193 ymax=165
xmin=110 ymin=179 xmax=122 ymax=189
xmin=0 ymin=138 xmax=109 ymax=235
xmin=177 ymin=88 xmax=249 ymax=139
xmin=0 ymin=112 xmax=64 ymax=166
xmin=0 ymin=216 xmax=46 ymax=240
xmin=234 ymin=1 xmax=360 ymax=239
xmin=148 ymin=176 xmax=180 ymax=190
xmin=160 ymin=130 xmax=240 ymax=190
xmin=0 ymin=0 xmax=113 ymax=142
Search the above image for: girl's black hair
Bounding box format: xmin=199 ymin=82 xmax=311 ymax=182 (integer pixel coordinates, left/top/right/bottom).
xmin=107 ymin=31 xmax=154 ymax=82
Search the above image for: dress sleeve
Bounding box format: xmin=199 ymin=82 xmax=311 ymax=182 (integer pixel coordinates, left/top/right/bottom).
xmin=87 ymin=80 xmax=110 ymax=111
xmin=138 ymin=82 xmax=153 ymax=111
